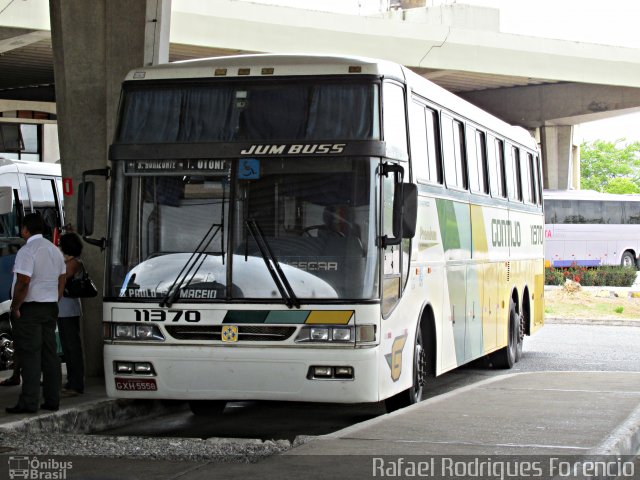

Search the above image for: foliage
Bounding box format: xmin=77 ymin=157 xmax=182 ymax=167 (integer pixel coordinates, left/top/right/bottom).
xmin=580 ymin=140 xmax=640 ymax=193
xmin=614 ymin=306 xmax=624 ymax=314
xmin=545 ymin=264 xmax=637 ymax=287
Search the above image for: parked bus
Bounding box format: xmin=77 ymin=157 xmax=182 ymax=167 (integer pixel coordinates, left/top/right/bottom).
xmin=544 ymin=189 xmax=640 ymax=268
xmin=0 ymin=158 xmax=64 ymax=369
xmin=82 ymin=54 xmax=544 ymax=413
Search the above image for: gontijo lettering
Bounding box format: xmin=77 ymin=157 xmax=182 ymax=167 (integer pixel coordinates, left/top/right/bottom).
xmin=491 ymin=219 xmax=521 ymax=247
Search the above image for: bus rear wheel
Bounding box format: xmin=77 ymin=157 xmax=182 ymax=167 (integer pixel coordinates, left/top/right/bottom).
xmin=385 ymin=328 xmax=429 ymax=412
xmin=621 ymin=251 xmax=637 ymax=269
xmin=490 ymin=302 xmax=520 ymax=369
xmin=188 ymin=400 xmax=227 ymax=416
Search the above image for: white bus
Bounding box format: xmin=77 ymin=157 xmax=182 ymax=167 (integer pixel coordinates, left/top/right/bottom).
xmin=0 ymin=158 xmax=64 ymax=369
xmin=544 ymin=189 xmax=640 ymax=268
xmin=82 ymin=54 xmax=544 ymax=413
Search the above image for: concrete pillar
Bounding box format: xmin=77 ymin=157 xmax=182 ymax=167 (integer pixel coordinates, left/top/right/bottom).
xmin=49 ymin=0 xmax=171 ymax=376
xmin=540 ymin=125 xmax=575 ymax=190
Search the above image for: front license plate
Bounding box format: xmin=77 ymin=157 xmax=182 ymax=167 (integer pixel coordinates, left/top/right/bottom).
xmin=115 ymin=377 xmax=157 ymax=391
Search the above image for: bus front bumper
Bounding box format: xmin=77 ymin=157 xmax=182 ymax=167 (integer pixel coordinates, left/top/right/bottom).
xmin=104 ymin=343 xmax=381 ymax=404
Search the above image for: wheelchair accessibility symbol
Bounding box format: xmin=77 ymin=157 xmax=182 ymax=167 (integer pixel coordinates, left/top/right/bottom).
xmin=221 ymin=325 xmax=239 ymax=343
xmin=238 ymin=158 xmax=260 ymax=180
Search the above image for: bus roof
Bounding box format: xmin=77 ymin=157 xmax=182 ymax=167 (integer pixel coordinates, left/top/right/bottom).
xmin=544 ymin=189 xmax=640 ymax=202
xmin=122 ymin=53 xmax=537 ymax=152
xmin=0 ymin=157 xmax=61 ymax=176
xmin=124 ymin=53 xmax=406 ymax=82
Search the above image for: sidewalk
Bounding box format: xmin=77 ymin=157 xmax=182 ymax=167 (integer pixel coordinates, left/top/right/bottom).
xmin=0 ymin=371 xmax=638 ymax=479
xmin=0 ymin=373 xmax=174 ymax=434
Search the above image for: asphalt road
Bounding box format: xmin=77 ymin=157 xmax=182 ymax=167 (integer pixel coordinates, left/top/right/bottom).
xmin=98 ymin=323 xmax=640 ymax=441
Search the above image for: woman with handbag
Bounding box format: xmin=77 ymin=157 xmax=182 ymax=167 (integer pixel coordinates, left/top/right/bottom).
xmin=58 ymin=232 xmax=85 ymax=396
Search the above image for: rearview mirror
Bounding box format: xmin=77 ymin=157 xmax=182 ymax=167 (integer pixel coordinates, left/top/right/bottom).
xmin=399 ymin=183 xmax=417 ymax=239
xmin=78 ymin=167 xmax=110 ymax=250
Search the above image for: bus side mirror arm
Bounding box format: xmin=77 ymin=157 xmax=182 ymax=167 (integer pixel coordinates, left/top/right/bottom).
xmin=78 ymin=168 xmax=110 ymax=251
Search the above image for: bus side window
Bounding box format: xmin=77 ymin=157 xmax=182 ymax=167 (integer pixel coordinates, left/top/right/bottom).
xmin=409 ymin=101 xmax=429 ymax=182
xmin=544 ymin=200 xmax=556 ymax=224
xmin=383 ymin=83 xmax=408 ymax=159
xmin=425 ymin=108 xmax=442 ymax=184
xmin=442 ymin=114 xmax=467 ymax=189
xmin=506 ymin=144 xmax=522 ymax=201
xmin=535 ymin=155 xmax=543 ymax=203
xmin=626 ymin=202 xmax=640 ymax=224
xmin=467 ymin=127 xmax=488 ymax=195
xmin=526 ymin=153 xmax=536 ymax=204
xmin=521 ymin=151 xmax=532 ymax=204
xmin=466 ymin=127 xmax=479 ymax=192
xmin=602 ymin=201 xmax=623 ymax=224
xmin=488 ymin=136 xmax=506 ymax=198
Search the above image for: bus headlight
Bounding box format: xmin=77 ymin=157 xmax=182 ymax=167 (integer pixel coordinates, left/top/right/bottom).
xmin=114 ymin=324 xmax=135 ymax=339
xmin=295 ymin=326 xmax=356 ymax=344
xmin=332 ymin=327 xmax=351 ymax=341
xmin=109 ymin=323 xmax=165 ymax=341
xmin=135 ymin=324 xmax=165 ymax=341
xmin=310 ymin=327 xmax=329 ymax=341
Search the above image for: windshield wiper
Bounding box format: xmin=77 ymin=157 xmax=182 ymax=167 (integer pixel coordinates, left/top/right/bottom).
xmin=245 ymin=219 xmax=300 ymax=309
xmin=160 ymin=223 xmax=222 ymax=308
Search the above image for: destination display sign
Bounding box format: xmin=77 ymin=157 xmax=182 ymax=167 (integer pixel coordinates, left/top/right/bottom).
xmin=124 ymin=159 xmax=229 ymax=175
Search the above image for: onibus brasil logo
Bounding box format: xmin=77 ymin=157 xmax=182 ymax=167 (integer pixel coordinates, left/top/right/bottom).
xmin=8 ymin=456 xmax=72 ymax=479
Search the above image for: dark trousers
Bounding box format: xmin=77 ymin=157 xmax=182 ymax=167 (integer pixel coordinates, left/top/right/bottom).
xmin=11 ymin=302 xmax=61 ymax=410
xmin=57 ymin=316 xmax=85 ymax=393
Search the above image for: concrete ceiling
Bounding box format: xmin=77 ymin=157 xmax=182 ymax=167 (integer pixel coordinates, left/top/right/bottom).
xmin=0 ymin=27 xmax=561 ymax=103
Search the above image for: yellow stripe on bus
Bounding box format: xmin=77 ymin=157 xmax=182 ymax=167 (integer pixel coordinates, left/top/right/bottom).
xmin=305 ymin=311 xmax=354 ymax=324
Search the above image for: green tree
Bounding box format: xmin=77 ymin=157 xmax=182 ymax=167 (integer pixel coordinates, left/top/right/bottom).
xmin=580 ymin=139 xmax=640 ymax=193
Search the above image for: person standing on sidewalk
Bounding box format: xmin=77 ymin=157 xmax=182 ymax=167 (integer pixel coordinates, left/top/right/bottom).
xmin=58 ymin=232 xmax=85 ymax=396
xmin=6 ymin=213 xmax=66 ymax=413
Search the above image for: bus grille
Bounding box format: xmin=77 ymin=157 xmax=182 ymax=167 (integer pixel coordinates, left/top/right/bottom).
xmin=165 ymin=325 xmax=297 ymax=342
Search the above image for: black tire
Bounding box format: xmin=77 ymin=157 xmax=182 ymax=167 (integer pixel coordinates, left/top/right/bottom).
xmin=385 ymin=328 xmax=430 ymax=412
xmin=490 ymin=302 xmax=519 ymax=369
xmin=621 ymin=251 xmax=636 ymax=269
xmin=515 ymin=309 xmax=524 ymax=362
xmin=188 ymin=400 xmax=227 ymax=416
xmin=0 ymin=333 xmax=14 ymax=371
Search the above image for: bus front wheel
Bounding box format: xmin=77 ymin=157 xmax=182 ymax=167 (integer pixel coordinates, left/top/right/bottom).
xmin=385 ymin=328 xmax=429 ymax=412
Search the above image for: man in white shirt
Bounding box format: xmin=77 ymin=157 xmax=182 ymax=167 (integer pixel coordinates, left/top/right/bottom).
xmin=6 ymin=213 xmax=66 ymax=414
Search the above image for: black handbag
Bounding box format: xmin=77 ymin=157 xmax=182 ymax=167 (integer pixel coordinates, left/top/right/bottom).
xmin=64 ymin=261 xmax=98 ymax=298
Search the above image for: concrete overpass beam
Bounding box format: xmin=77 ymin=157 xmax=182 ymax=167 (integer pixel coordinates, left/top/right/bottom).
xmin=540 ymin=125 xmax=578 ymax=190
xmin=459 ymin=83 xmax=640 ymax=129
xmin=49 ymin=0 xmax=171 ymax=376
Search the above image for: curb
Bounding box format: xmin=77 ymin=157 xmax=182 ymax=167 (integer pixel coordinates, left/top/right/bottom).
xmin=0 ymin=398 xmax=185 ymax=434
xmin=591 ymin=402 xmax=640 ymax=456
xmin=545 ymin=317 xmax=640 ymax=327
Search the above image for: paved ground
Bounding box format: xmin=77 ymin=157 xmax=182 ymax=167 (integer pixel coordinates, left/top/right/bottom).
xmin=0 ymin=314 xmax=638 ymax=479
xmin=0 ymin=370 xmax=637 ymax=479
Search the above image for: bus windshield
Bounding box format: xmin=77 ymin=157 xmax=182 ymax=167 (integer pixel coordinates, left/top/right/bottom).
xmin=116 ymin=80 xmax=379 ymax=143
xmin=108 ymin=157 xmax=379 ymax=302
